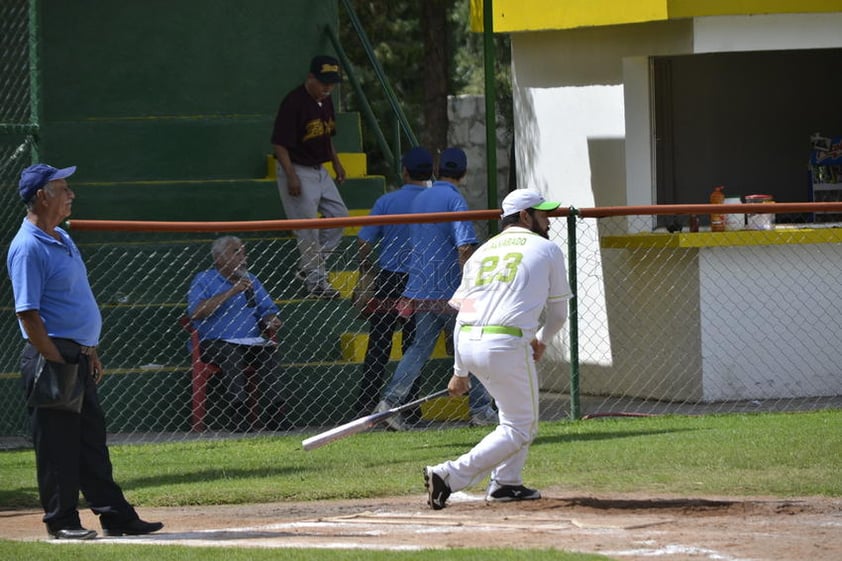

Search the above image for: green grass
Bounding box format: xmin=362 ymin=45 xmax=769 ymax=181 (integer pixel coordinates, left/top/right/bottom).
xmin=1 ymin=410 xmax=840 ymax=560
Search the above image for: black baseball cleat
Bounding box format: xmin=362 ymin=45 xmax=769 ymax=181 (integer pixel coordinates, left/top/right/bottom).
xmin=423 ymin=466 xmax=451 ymax=510
xmin=102 ymin=519 xmax=164 ymax=536
xmin=48 ymin=526 xmax=97 ymax=540
xmin=486 ymin=480 xmax=541 ymax=502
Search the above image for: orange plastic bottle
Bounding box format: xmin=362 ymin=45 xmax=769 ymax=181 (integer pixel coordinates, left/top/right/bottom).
xmin=710 ymin=186 xmax=725 ymax=232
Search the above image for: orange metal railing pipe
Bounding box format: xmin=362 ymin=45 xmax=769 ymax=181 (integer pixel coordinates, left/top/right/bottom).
xmin=67 ymin=202 xmax=842 ymax=233
xmin=68 ymin=210 xmax=505 ymax=233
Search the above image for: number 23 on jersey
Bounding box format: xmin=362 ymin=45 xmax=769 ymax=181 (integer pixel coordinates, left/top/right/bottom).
xmin=475 ymin=252 xmax=523 ymax=286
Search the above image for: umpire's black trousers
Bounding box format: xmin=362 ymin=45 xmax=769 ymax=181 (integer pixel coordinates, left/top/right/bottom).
xmin=21 ymin=339 xmax=138 ymax=532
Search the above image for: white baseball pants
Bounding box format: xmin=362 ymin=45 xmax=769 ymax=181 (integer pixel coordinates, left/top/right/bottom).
xmin=432 ymin=329 xmax=540 ymax=491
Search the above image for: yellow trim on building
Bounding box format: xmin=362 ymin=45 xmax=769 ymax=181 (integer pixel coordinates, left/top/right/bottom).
xmin=471 ymin=0 xmax=842 ymax=32
xmin=600 ymin=227 xmax=842 ymax=249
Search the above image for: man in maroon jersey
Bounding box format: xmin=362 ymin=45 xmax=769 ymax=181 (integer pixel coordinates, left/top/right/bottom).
xmin=271 ymin=55 xmax=349 ymax=299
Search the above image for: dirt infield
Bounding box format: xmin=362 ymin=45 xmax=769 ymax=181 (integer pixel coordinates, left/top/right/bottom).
xmin=2 ymin=490 xmax=840 ymax=560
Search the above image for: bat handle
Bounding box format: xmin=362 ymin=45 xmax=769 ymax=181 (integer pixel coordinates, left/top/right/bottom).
xmin=391 ymin=388 xmax=450 ymax=414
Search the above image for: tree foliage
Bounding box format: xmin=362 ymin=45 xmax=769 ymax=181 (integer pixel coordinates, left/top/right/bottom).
xmin=338 ymin=0 xmax=511 ymax=178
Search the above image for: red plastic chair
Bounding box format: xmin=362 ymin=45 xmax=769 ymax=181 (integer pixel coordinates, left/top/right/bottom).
xmin=179 ymin=316 xmax=263 ymax=432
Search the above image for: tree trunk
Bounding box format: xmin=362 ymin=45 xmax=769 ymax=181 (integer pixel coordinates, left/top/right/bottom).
xmin=421 ymin=0 xmax=450 ymax=153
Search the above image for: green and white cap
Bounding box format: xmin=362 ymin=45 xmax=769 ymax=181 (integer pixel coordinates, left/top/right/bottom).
xmin=501 ymin=189 xmax=561 ymax=218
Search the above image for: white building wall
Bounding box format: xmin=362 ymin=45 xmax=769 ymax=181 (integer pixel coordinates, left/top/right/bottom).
xmin=511 ymin=22 xmax=694 ymax=380
xmin=509 ymin=12 xmax=842 ymax=397
xmin=693 ymin=13 xmax=842 ymax=53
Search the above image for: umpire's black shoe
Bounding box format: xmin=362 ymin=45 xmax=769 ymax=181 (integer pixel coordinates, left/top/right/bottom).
xmin=423 ymin=466 xmax=451 ymax=510
xmin=102 ymin=519 xmax=164 ymax=536
xmin=48 ymin=526 xmax=97 ymax=540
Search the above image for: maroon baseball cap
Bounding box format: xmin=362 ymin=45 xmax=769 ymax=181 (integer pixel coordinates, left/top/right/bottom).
xmin=309 ymin=55 xmax=341 ymax=84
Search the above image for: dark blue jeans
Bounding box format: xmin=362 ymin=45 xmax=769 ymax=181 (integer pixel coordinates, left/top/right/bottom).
xmin=356 ymin=269 xmax=416 ymax=413
xmin=381 ymin=310 xmax=493 ymax=414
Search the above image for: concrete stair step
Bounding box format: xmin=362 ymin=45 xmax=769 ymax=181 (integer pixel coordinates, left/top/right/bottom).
xmin=43 ymin=112 xmax=365 ymax=182
xmin=69 ymin=176 xmax=384 ymax=221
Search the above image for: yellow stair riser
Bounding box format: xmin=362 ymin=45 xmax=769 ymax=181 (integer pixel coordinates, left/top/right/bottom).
xmin=266 ymin=152 xmax=368 ymax=179
xmin=273 ymin=211 xmax=365 ymax=242
xmin=339 ymin=331 xmax=451 ymax=363
xmin=327 ymin=270 xmax=359 ymax=299
xmin=421 ymin=396 xmax=470 ymax=422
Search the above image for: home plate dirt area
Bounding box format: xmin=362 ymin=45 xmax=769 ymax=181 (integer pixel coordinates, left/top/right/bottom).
xmin=2 ymin=491 xmax=840 ymax=560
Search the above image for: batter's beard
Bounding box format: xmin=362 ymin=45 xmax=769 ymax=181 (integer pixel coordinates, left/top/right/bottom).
xmin=530 ymin=222 xmax=549 ymax=239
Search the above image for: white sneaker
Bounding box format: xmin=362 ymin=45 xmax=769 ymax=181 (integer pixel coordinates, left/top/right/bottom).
xmin=374 ymin=400 xmax=408 ymax=431
xmin=470 ymin=406 xmax=498 ymax=427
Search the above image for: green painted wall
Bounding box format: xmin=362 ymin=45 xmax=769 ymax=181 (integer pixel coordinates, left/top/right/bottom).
xmin=38 ymin=0 xmax=341 ymax=181
xmin=0 ymin=2 xmax=395 ymax=436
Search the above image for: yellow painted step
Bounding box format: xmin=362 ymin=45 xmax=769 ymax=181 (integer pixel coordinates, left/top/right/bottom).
xmin=327 ymin=270 xmax=359 ymax=299
xmin=276 ymin=210 xmax=365 ymax=242
xmin=339 ymin=330 xmax=451 ymax=363
xmin=421 ymin=396 xmax=470 ymax=422
xmin=324 ymin=153 xmax=368 ymax=179
xmin=266 ymin=152 xmax=368 ymax=179
xmin=341 ymin=209 xmax=369 ymax=237
xmin=337 ymin=330 xmax=468 ymax=421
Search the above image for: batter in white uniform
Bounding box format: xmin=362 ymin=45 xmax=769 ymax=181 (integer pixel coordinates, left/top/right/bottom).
xmin=424 ymin=189 xmax=572 ymax=509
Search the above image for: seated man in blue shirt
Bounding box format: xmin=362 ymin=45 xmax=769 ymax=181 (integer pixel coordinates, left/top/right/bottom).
xmin=187 ymin=236 xmax=285 ymax=431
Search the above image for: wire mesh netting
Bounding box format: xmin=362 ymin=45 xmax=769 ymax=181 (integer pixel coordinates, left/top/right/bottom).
xmin=1 ymin=0 xmax=35 ymax=250
xmin=2 ymin=210 xmax=841 ymax=444
xmin=0 ymin=221 xmax=526 ymax=440
xmin=1 ymin=3 xmax=839 ymax=443
xmin=571 ymin=213 xmax=842 ymax=418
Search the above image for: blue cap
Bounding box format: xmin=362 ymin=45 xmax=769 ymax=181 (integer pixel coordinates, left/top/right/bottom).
xmin=19 ymin=163 xmax=77 ymax=203
xmin=401 ymin=146 xmax=433 ymax=175
xmin=438 ymin=147 xmax=467 ymax=176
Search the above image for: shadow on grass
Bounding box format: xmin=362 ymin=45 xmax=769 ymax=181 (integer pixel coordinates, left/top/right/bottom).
xmin=534 ymin=427 xmax=696 ymax=446
xmin=119 ymin=465 xmax=304 ymax=489
xmin=0 ymin=465 xmax=308 ymax=510
xmin=0 ymin=488 xmax=38 ymax=510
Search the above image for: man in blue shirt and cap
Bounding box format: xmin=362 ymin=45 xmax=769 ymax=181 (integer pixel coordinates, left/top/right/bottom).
xmin=354 ymin=147 xmax=433 ymax=415
xmin=373 ymin=147 xmax=496 ymax=430
xmin=7 ymin=163 xmax=163 ymax=539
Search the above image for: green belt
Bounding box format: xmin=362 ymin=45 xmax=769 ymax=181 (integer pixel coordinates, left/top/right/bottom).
xmin=460 ymin=325 xmax=523 ymax=337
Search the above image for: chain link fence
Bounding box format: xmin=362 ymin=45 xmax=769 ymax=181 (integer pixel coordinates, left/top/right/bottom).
xmin=2 ymin=209 xmax=842 ymax=444
xmin=1 ymin=0 xmax=36 ymax=250
xmin=570 ymin=211 xmax=842 ymax=418
xmin=0 ymin=0 xmax=37 ymax=444
xmin=2 ymin=3 xmax=840 ymax=443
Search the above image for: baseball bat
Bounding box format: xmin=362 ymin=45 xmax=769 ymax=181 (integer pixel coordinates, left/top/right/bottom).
xmin=302 ymin=388 xmax=450 ymax=451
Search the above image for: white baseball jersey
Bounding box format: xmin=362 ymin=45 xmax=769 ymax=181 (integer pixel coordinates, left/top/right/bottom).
xmin=449 ymin=226 xmax=572 ymax=338
xmin=430 ymin=224 xmax=573 ymax=492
